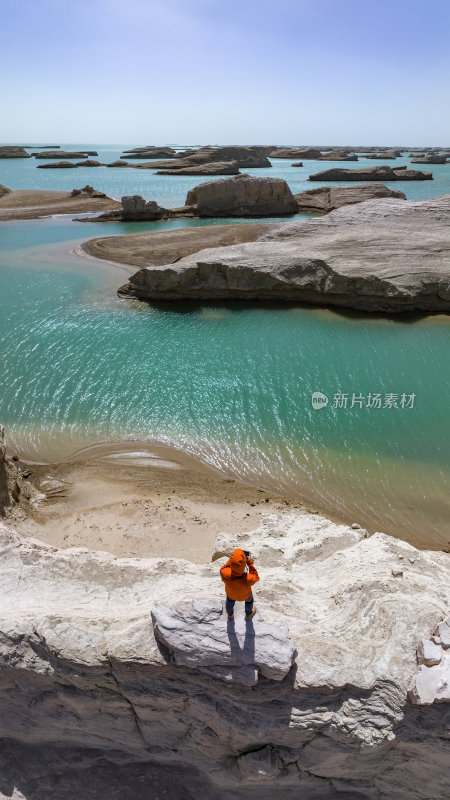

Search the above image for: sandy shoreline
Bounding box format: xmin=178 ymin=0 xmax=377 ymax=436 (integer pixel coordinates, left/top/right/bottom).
xmin=10 ymin=440 xmax=308 ymax=563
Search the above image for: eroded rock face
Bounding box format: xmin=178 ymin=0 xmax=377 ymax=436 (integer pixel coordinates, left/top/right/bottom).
xmin=185 ymin=174 xmax=298 ymax=217
xmin=37 ymin=161 xmax=79 ymax=168
xmin=309 ymin=165 xmax=433 ymax=181
xmin=123 ymin=195 xmax=450 ymax=313
xmin=0 ymin=513 xmax=449 ymax=798
xmin=270 ymin=147 xmax=323 ymax=159
xmin=295 ymin=183 xmax=406 ymax=212
xmin=123 ymin=146 xmax=177 ymax=159
xmin=0 ymin=184 xmax=10 ymax=198
xmin=121 ymin=195 xmax=169 ymax=220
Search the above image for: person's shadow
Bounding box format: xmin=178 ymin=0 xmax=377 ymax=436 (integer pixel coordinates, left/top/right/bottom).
xmin=226 ymin=616 xmax=256 ymax=666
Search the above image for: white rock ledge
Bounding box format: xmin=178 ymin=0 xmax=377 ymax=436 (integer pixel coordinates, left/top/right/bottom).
xmin=152 ymin=599 xmax=295 ymax=685
xmin=0 ymin=513 xmax=449 ymax=799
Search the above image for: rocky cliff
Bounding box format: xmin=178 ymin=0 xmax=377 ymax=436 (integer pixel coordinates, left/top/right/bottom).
xmin=0 ymin=511 xmax=449 ymax=799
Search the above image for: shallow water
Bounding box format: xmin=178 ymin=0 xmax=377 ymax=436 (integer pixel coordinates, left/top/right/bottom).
xmin=1 ymin=147 xmax=450 ymax=547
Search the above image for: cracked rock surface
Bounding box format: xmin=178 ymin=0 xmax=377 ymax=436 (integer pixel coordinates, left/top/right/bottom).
xmin=0 ymin=511 xmax=449 ymax=799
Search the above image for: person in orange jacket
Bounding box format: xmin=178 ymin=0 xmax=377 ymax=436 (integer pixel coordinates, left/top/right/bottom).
xmin=220 ymin=548 xmax=259 ymax=621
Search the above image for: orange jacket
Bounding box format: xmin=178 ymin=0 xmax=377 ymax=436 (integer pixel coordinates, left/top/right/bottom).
xmin=220 ymin=548 xmax=259 ymax=601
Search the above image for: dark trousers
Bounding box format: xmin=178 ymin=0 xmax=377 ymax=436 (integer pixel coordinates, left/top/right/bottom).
xmin=226 ymin=593 xmax=254 ymax=617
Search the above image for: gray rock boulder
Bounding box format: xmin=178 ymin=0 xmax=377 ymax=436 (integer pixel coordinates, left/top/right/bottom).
xmin=156 ymin=160 xmax=240 ymax=176
xmin=0 ymin=145 xmax=31 ymax=158
xmin=185 ymin=174 xmax=298 ymax=217
xmin=309 ymin=165 xmax=433 ymax=181
xmin=122 ymin=195 xmax=450 ymax=313
xmin=295 ymin=183 xmax=406 ymax=212
xmin=121 ymin=195 xmax=169 ymax=220
xmin=152 ymin=599 xmax=295 ymax=685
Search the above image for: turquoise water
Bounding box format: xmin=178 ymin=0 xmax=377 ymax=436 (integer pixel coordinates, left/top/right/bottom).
xmin=2 ymin=144 xmax=450 ymax=205
xmin=1 ymin=148 xmax=450 ymax=545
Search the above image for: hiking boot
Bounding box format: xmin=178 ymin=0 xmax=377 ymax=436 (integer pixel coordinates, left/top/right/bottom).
xmin=245 ymin=607 xmax=256 ymax=621
xmin=227 ymin=613 xmax=234 ymax=621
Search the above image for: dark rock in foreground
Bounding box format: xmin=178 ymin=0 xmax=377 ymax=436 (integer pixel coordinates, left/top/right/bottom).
xmin=121 ymin=195 xmax=450 ymax=313
xmin=156 ymin=160 xmax=240 ymax=176
xmin=295 ymin=183 xmax=406 ymax=212
xmin=185 ymin=174 xmax=298 ymax=217
xmin=309 ymin=165 xmax=433 ymax=181
xmin=0 ymin=146 xmax=31 ymax=158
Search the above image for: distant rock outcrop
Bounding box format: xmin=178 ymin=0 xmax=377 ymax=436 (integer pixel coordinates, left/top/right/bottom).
xmin=33 ymin=150 xmax=98 ymax=159
xmin=411 ymin=154 xmax=447 ymax=164
xmin=122 ymin=146 xmax=177 ymax=159
xmin=0 ymin=184 xmax=10 ymax=198
xmin=37 ymin=161 xmax=79 ymax=168
xmin=0 ymin=145 xmax=31 ymax=158
xmin=185 ymin=174 xmax=298 ymax=217
xmin=270 ymin=147 xmax=323 ymax=159
xmin=107 ymin=160 xmax=131 ymax=167
xmin=317 ymin=152 xmax=358 ymax=161
xmin=156 ymin=160 xmax=240 ymax=176
xmin=121 ymin=195 xmax=170 ymax=220
xmin=309 ymin=165 xmax=433 ymax=181
xmin=295 ymin=183 xmax=406 ymax=212
xmin=75 ymin=159 xmax=104 ymax=167
xmin=0 ymin=511 xmax=449 ymax=799
xmin=150 ymin=146 xmax=271 ymax=170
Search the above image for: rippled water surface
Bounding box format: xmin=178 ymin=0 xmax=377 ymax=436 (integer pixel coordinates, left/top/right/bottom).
xmin=1 ymin=147 xmax=450 ymax=547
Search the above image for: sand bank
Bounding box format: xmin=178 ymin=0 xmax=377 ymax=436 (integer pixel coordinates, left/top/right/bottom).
xmin=0 ymin=189 xmax=120 ymax=220
xmin=11 ymin=441 xmax=303 ymax=563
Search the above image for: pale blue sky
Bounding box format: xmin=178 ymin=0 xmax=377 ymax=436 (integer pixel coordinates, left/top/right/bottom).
xmin=2 ymin=0 xmax=450 ymax=144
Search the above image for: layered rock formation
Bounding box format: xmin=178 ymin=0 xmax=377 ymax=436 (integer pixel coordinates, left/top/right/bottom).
xmin=0 ymin=145 xmax=31 ymax=158
xmin=156 ymin=160 xmax=240 ymax=176
xmin=309 ymin=165 xmax=433 ymax=181
xmin=185 ymin=174 xmax=298 ymax=217
xmin=0 ymin=511 xmax=449 ymax=799
xmin=294 ymin=183 xmax=406 ymax=212
xmin=118 ymin=195 xmax=450 ymax=313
